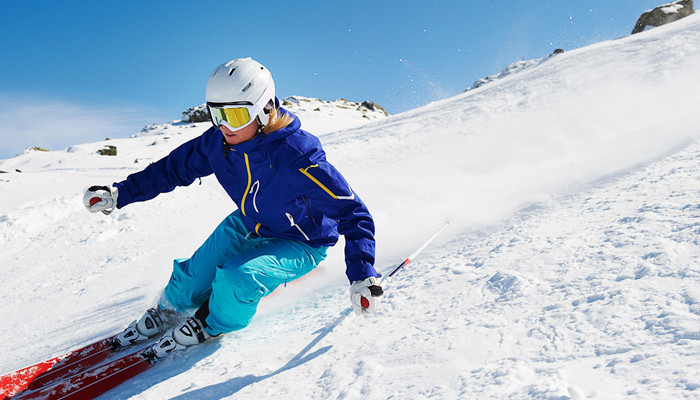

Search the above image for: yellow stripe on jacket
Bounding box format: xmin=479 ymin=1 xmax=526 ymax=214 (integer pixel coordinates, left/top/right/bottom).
xmin=241 ymin=153 xmax=252 ymax=215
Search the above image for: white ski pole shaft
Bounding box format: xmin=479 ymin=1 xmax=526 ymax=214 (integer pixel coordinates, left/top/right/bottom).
xmin=381 ymin=221 xmax=450 ymax=284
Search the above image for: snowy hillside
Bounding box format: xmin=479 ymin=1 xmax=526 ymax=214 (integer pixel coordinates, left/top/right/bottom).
xmin=2 ymin=12 xmax=700 ymax=400
xmin=279 ymin=96 xmax=390 ymax=134
xmin=464 ymin=49 xmax=563 ymax=92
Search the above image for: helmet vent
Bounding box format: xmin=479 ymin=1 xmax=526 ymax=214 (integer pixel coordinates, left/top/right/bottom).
xmin=241 ymin=82 xmax=252 ymax=92
xmin=228 ymin=67 xmax=236 ymax=76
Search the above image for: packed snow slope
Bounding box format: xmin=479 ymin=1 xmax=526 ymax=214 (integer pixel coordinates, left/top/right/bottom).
xmin=2 ymin=14 xmax=700 ymax=400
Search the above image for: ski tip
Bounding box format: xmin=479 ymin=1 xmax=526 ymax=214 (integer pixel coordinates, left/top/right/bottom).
xmin=0 ymin=357 xmax=61 ymax=399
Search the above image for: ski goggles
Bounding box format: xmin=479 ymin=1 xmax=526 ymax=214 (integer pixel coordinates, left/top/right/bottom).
xmin=207 ymin=80 xmax=276 ymax=130
xmin=207 ymin=103 xmax=255 ymax=129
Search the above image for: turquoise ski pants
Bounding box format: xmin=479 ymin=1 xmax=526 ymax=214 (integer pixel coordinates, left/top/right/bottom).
xmin=160 ymin=210 xmax=327 ymax=336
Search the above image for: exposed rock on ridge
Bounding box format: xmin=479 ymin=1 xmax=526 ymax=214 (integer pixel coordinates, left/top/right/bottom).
xmin=632 ymin=0 xmax=694 ymax=34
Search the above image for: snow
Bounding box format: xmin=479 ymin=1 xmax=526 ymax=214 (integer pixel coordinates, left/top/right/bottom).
xmin=464 ymin=57 xmax=551 ymax=92
xmin=279 ymin=96 xmax=390 ymax=135
xmin=2 ymin=13 xmax=700 ymax=400
xmin=661 ymin=4 xmax=684 ymax=15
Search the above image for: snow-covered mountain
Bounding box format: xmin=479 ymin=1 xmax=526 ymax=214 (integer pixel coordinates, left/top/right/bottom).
xmin=2 ymin=13 xmax=700 ymax=400
xmin=176 ymin=95 xmax=389 ymax=136
xmin=464 ymin=49 xmax=563 ymax=92
xmin=280 ymin=96 xmax=390 ymax=134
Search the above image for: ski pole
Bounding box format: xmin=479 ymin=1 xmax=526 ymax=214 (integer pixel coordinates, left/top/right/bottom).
xmin=381 ymin=221 xmax=450 ymax=284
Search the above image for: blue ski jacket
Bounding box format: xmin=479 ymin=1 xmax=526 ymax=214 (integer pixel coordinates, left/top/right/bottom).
xmin=113 ymin=108 xmax=377 ymax=283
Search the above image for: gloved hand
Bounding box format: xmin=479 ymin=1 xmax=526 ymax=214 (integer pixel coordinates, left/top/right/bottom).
xmin=350 ymin=276 xmax=383 ymax=315
xmin=83 ymin=185 xmax=118 ymax=215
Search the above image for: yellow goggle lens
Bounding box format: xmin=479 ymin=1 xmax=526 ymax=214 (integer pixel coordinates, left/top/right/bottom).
xmin=211 ymin=106 xmax=252 ymax=128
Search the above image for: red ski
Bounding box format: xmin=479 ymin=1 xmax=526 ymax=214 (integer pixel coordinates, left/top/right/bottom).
xmin=0 ymin=335 xmax=118 ymax=399
xmin=9 ymin=348 xmax=155 ymax=400
xmin=1 ymin=309 xmax=178 ymax=399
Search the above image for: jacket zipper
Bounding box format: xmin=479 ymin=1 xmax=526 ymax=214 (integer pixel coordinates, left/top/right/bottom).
xmin=285 ymin=213 xmax=310 ymax=241
xmin=302 ymin=195 xmax=318 ymax=227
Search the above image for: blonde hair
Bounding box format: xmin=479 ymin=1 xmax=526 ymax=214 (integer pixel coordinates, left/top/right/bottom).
xmin=262 ymin=107 xmax=295 ymax=134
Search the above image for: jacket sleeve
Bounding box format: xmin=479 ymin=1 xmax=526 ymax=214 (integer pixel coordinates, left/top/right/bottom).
xmin=114 ymin=129 xmax=215 ymax=208
xmin=294 ymin=151 xmax=378 ymax=283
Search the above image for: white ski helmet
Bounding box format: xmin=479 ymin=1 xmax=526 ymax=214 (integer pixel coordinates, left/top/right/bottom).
xmin=205 ymin=57 xmax=276 ymax=130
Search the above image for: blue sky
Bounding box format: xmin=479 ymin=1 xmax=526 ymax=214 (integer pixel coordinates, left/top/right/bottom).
xmin=0 ymin=1 xmax=670 ymax=159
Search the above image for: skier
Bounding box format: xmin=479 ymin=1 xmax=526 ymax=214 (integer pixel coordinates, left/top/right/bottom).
xmin=83 ymin=57 xmax=383 ymax=358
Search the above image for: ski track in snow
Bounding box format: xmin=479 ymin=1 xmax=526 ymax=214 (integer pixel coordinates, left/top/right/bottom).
xmin=2 ymin=13 xmax=700 ymax=400
xmin=434 ymin=142 xmax=700 ymax=399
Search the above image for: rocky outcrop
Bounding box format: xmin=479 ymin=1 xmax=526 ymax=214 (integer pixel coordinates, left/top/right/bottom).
xmin=26 ymin=146 xmax=50 ymax=152
xmin=97 ymin=145 xmax=117 ymax=156
xmin=360 ymin=101 xmax=389 ymax=115
xmin=632 ymin=0 xmax=694 ymax=34
xmin=181 ymin=104 xmax=210 ymax=123
xmin=281 ymin=96 xmax=390 ymax=117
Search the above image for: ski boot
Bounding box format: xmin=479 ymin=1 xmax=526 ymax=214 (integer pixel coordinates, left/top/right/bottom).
xmin=142 ymin=316 xmax=211 ymax=362
xmin=109 ymin=307 xmax=178 ymax=351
